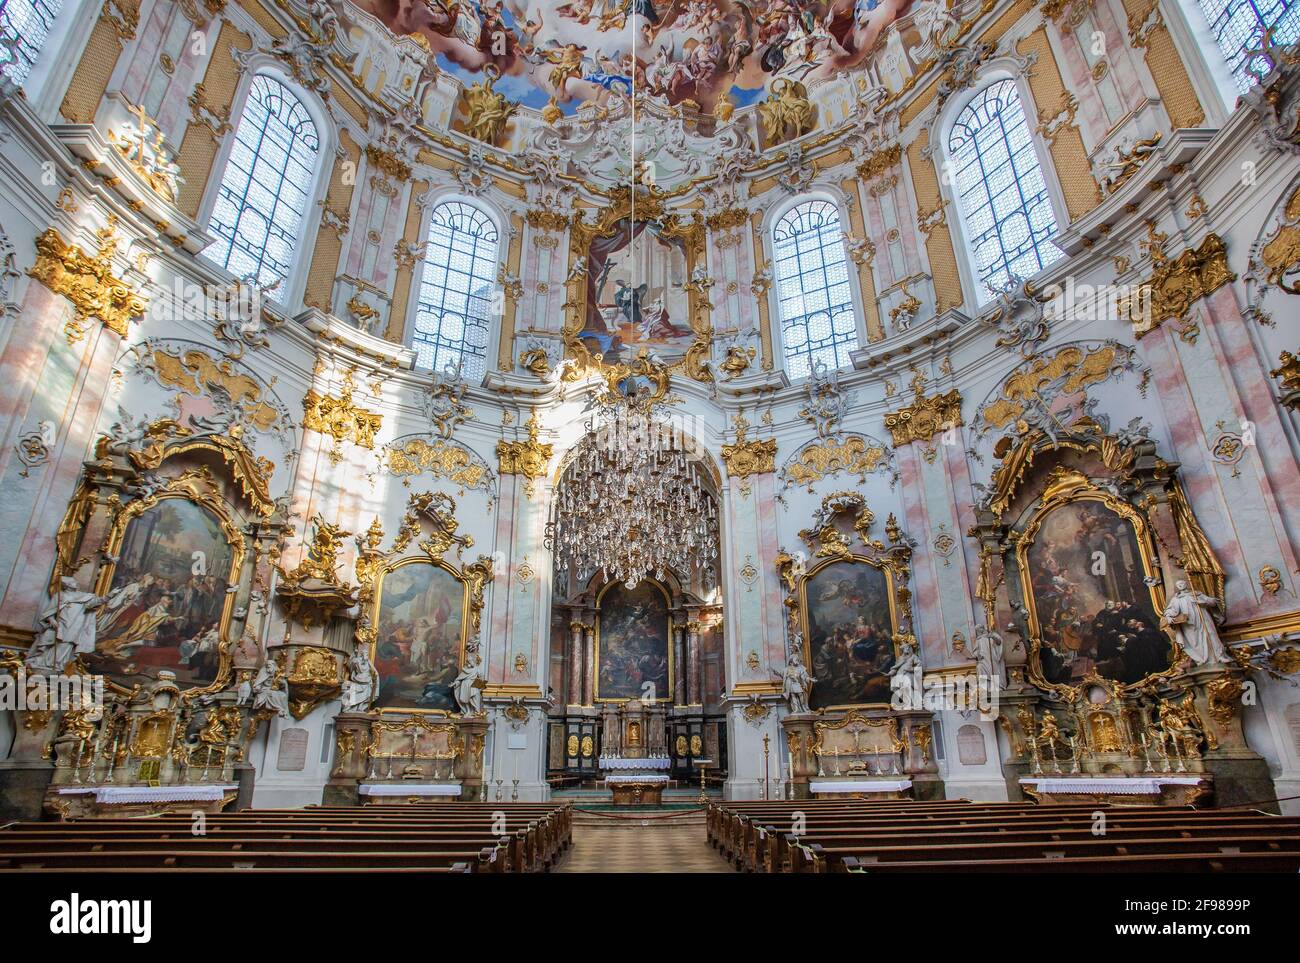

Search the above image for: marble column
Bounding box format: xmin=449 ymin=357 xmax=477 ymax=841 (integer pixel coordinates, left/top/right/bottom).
xmin=687 ymin=620 xmax=702 ymax=705
xmin=674 ymin=624 xmax=688 ymax=705
xmin=567 ymin=620 xmax=584 ymax=706
xmin=583 ymin=621 xmax=596 ymax=706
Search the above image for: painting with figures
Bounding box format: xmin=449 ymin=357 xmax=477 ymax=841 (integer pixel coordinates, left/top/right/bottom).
xmin=91 ymin=499 xmax=235 ymax=689
xmin=805 ymin=558 xmax=895 ymax=708
xmin=372 ymin=562 xmax=467 ymax=711
xmin=1025 ymin=499 xmax=1170 ymax=687
xmin=580 ymin=221 xmax=694 ymax=367
xmin=597 ymin=580 xmax=671 ymax=701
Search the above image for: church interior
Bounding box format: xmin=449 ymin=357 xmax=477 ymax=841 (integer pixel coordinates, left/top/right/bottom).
xmin=3 ymin=0 xmax=1300 ymax=885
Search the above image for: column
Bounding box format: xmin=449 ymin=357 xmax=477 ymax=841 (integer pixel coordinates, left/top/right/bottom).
xmin=674 ymin=624 xmax=687 ymax=705
xmin=687 ymin=620 xmax=702 ymax=706
xmin=583 ymin=621 xmax=596 ymax=706
xmin=567 ymin=620 xmax=584 ymax=706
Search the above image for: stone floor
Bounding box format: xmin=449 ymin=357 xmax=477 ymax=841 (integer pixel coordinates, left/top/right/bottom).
xmin=553 ymin=813 xmax=734 ymax=873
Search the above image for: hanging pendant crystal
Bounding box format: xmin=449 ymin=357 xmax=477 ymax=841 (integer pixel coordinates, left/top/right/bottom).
xmin=546 ymin=391 xmax=718 ymax=590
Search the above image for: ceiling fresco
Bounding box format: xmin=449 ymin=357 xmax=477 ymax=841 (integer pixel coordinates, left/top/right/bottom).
xmin=356 ymin=0 xmax=918 ymax=115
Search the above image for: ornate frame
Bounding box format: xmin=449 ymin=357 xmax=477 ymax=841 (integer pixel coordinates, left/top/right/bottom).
xmin=593 ymin=577 xmax=675 ymax=704
xmin=561 ymin=187 xmax=713 ymax=383
xmin=354 ymin=491 xmax=493 ymax=716
xmin=91 ymin=471 xmax=246 ymax=701
xmin=367 ymin=557 xmax=474 ymax=716
xmin=1013 ymin=468 xmax=1176 ymax=700
xmin=779 ymin=492 xmax=916 ymax=710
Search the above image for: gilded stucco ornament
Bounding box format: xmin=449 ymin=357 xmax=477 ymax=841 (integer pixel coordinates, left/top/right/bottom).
xmin=275 ymin=515 xmax=358 ymax=629
xmin=720 ymin=413 xmax=776 ymax=479
xmin=883 ymin=389 xmax=963 ymax=448
xmin=459 ymin=64 xmax=517 ymax=146
xmin=302 ymin=372 xmax=383 ymax=465
xmin=1128 ymin=234 xmax=1235 ymax=341
xmin=496 ymin=409 xmax=553 ymax=492
xmin=757 ymin=79 xmax=815 ymax=147
xmin=28 ymin=220 xmax=148 ymax=344
xmin=1271 ymin=350 xmax=1300 ymax=411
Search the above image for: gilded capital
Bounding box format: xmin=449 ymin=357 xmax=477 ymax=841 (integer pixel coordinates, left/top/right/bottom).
xmin=884 ymin=389 xmax=963 ymax=447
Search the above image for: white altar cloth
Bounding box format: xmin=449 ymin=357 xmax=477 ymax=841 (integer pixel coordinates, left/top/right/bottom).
xmin=56 ymin=785 xmax=237 ymax=804
xmin=359 ymin=783 xmax=462 ymax=797
xmin=1019 ymin=776 xmax=1205 ymax=795
xmin=810 ymin=779 xmax=912 ymax=794
xmin=599 ymin=757 xmax=671 ymax=770
xmin=605 ymin=774 xmax=670 ymax=785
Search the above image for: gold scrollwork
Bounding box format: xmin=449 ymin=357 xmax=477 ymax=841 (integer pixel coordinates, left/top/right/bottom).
xmin=720 ymin=414 xmax=776 ymax=479
xmin=28 ymin=222 xmax=148 ymax=344
xmin=883 ymin=389 xmax=962 ymax=447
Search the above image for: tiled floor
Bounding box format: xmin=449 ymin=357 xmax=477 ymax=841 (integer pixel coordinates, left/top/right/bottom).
xmin=554 ymin=816 xmax=734 ymax=873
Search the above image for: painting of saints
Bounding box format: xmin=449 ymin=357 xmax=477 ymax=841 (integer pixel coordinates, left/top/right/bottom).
xmin=91 ymin=499 xmax=234 ymax=689
xmin=1025 ymin=500 xmax=1170 ymax=687
xmin=597 ymin=581 xmax=671 ymax=701
xmin=581 ymin=221 xmax=694 ymax=366
xmin=804 ymin=559 xmax=895 ymax=708
xmin=372 ymin=562 xmax=466 ymax=711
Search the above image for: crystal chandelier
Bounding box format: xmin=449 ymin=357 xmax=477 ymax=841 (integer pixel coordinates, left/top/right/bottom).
xmin=547 ymin=390 xmax=719 ymax=590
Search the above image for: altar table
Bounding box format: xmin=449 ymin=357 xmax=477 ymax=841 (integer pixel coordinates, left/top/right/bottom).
xmin=605 ymin=773 xmax=670 ymax=806
xmin=1019 ymin=775 xmax=1210 ymax=807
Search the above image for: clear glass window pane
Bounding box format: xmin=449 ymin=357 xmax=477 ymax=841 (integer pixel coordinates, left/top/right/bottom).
xmin=772 ymin=199 xmax=859 ymax=380
xmin=948 ymin=79 xmax=1063 ymax=302
xmin=411 ymin=200 xmax=500 ymax=380
xmin=205 ymin=75 xmax=321 ymax=292
xmin=1198 ymin=0 xmax=1300 ymax=91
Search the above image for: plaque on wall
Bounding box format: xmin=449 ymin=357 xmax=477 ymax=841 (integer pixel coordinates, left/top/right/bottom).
xmin=956 ymin=724 xmax=987 ymax=766
xmin=1286 ymin=703 xmax=1300 ymax=756
xmin=277 ymin=728 xmax=310 ymax=772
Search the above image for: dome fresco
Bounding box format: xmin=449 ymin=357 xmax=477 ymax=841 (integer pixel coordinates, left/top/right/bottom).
xmin=357 ymin=0 xmax=917 ymax=115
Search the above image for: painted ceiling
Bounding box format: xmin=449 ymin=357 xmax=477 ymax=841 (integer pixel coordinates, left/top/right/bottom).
xmin=355 ymin=0 xmax=919 ymax=115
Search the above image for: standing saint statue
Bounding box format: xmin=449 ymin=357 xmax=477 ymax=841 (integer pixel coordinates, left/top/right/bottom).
xmin=1160 ymin=579 xmax=1230 ymax=666
xmin=341 ymin=646 xmax=378 ymax=712
xmin=971 ymin=624 xmax=1006 ymax=686
xmin=781 ymin=643 xmax=815 ymax=715
xmin=453 ymin=648 xmax=485 ymax=716
xmin=26 ymin=577 xmax=107 ymax=673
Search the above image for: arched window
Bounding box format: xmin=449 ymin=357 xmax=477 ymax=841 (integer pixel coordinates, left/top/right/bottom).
xmin=948 ymin=79 xmax=1063 ymax=302
xmin=1197 ymin=0 xmax=1300 ymax=91
xmin=205 ymin=75 xmax=320 ymax=291
xmin=411 ymin=200 xmax=500 ymax=379
xmin=0 ymin=0 xmax=63 ymax=86
xmin=771 ymin=199 xmax=857 ymax=380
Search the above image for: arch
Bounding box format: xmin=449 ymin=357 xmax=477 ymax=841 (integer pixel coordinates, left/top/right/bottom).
xmin=768 ymin=195 xmax=860 ymax=380
xmin=942 ymin=77 xmax=1065 ymax=305
xmin=407 ymin=195 xmax=503 ymax=381
xmin=201 ymin=71 xmax=326 ymax=301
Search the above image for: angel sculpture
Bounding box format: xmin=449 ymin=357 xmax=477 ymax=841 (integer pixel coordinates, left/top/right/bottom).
xmin=461 ymin=64 xmax=517 ymax=146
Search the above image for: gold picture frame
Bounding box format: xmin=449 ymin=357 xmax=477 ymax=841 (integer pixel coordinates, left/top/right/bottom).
xmin=92 ymin=475 xmax=245 ymax=702
xmin=1015 ymin=470 xmax=1177 ymax=701
xmin=368 ymin=556 xmax=478 ymax=716
xmin=593 ymin=578 xmax=675 ymax=704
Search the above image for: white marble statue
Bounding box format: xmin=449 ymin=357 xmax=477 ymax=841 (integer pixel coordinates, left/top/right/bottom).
xmin=1161 ymin=579 xmax=1230 ymax=666
xmin=26 ymin=577 xmax=107 ymax=673
xmin=453 ymin=649 xmax=485 ymax=716
xmin=890 ymin=638 xmax=922 ymax=681
xmin=971 ymin=624 xmax=1006 ymax=685
xmin=781 ymin=644 xmax=815 ymax=715
xmin=341 ymin=647 xmax=378 ymax=712
xmin=251 ymin=657 xmax=291 ymax=719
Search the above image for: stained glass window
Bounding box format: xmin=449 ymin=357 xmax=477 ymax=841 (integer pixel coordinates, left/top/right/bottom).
xmin=948 ymin=79 xmax=1063 ymax=302
xmin=411 ymin=200 xmax=500 ymax=379
xmin=771 ymin=199 xmax=858 ymax=380
xmin=1197 ymin=0 xmax=1300 ymax=91
xmin=0 ymin=0 xmax=63 ymax=86
xmin=205 ymin=75 xmax=320 ymax=292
